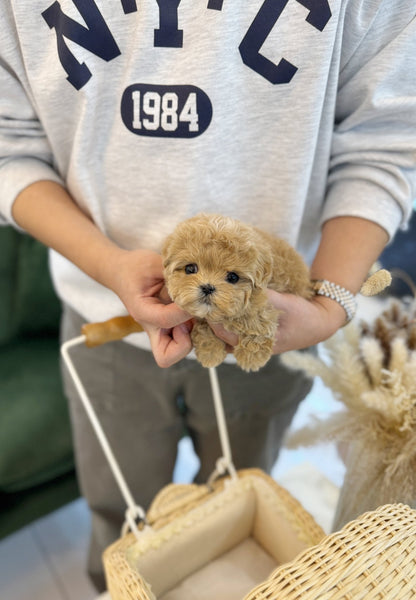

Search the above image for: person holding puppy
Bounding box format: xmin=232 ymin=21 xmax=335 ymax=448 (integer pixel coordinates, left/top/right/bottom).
xmin=1 ymin=0 xmax=415 ymax=592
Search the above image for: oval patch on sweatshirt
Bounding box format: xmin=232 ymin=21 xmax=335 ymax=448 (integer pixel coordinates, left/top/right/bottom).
xmin=121 ymin=84 xmax=212 ymax=138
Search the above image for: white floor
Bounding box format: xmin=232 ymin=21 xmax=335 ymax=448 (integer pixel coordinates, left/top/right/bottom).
xmin=0 ymin=373 xmax=345 ymax=600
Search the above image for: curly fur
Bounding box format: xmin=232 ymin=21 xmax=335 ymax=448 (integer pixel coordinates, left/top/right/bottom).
xmin=162 ymin=214 xmax=312 ymax=371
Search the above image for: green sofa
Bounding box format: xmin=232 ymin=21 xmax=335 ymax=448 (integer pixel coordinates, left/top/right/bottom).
xmin=0 ymin=226 xmax=79 ymax=539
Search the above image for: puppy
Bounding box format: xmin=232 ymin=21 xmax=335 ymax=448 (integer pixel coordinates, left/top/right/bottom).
xmin=162 ymin=214 xmax=312 ymax=371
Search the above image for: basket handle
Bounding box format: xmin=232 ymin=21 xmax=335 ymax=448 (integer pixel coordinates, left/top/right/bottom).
xmin=79 ymin=316 xmax=236 ymax=479
xmin=81 ymin=315 xmax=144 ymax=347
xmin=61 ymin=317 xmax=237 ymax=539
xmin=61 ymin=334 xmax=149 ymax=541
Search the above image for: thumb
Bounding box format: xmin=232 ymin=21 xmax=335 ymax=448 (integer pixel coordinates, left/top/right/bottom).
xmin=137 ymin=300 xmax=191 ymax=329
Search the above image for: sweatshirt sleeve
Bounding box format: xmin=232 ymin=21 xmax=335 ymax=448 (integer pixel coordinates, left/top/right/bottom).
xmin=0 ymin=57 xmax=63 ymax=228
xmin=322 ymin=1 xmax=416 ymax=239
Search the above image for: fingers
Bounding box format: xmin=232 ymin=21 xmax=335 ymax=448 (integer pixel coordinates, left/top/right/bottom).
xmin=134 ymin=297 xmax=191 ymax=330
xmin=147 ymin=323 xmax=193 ymax=368
xmin=112 ymin=249 xmax=194 ymax=366
xmin=157 ymin=285 xmax=172 ymax=305
xmin=266 ymin=290 xmax=347 ymax=353
xmin=128 ymin=285 xmax=192 ymax=367
xmin=208 ymin=290 xmax=348 ymax=358
xmin=209 ymin=322 xmax=238 ymax=349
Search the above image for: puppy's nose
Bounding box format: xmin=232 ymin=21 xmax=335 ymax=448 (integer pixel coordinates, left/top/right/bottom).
xmin=200 ymin=284 xmax=216 ymax=296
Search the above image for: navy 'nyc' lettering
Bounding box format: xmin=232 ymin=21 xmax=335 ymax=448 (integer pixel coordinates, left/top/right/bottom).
xmin=207 ymin=0 xmax=224 ymax=10
xmin=296 ymin=0 xmax=332 ymax=32
xmin=120 ymin=0 xmax=137 ymax=14
xmin=41 ymin=0 xmax=185 ymax=88
xmin=42 ymin=0 xmax=332 ymax=90
xmin=154 ymin=0 xmax=183 ymax=47
xmin=239 ymin=0 xmax=332 ymax=84
xmin=42 ymin=0 xmax=121 ymax=90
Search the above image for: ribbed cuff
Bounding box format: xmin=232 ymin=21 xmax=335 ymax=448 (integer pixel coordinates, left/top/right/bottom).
xmin=321 ymin=179 xmax=406 ymax=241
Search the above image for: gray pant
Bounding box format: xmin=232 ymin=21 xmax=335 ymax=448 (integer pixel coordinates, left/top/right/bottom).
xmin=60 ymin=305 xmax=313 ymax=592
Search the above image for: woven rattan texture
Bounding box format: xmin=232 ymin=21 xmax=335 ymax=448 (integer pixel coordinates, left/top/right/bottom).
xmin=244 ymin=503 xmax=416 ymax=600
xmin=146 ymin=470 xmax=324 ymax=544
xmin=103 ymin=469 xmax=324 ymax=600
xmin=105 ymin=471 xmax=416 ymax=600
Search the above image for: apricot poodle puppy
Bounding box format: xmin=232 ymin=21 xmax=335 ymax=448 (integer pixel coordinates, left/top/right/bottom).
xmin=162 ymin=214 xmax=312 ymax=371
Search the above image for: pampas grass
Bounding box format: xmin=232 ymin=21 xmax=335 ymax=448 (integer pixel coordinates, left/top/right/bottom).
xmin=282 ymin=298 xmax=416 ymax=509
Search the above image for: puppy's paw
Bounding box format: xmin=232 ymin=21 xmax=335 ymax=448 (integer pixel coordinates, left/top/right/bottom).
xmin=234 ymin=336 xmax=273 ymax=372
xmin=196 ymin=344 xmax=228 ymax=368
xmin=191 ymin=321 xmax=228 ymax=368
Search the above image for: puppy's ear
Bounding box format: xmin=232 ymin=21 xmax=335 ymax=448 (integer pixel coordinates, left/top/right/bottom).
xmin=254 ymin=253 xmax=273 ymax=288
xmin=161 ymin=236 xmax=174 ymax=270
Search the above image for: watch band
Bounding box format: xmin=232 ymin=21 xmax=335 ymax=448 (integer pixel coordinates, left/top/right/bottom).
xmin=311 ymin=279 xmax=357 ymax=323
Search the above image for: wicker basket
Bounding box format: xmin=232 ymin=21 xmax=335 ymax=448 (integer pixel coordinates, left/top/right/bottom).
xmin=104 ymin=492 xmax=416 ymax=600
xmin=103 ymin=468 xmax=325 ymax=600
xmin=62 ymin=323 xmax=416 ymax=599
xmin=246 ymin=502 xmax=416 ymax=599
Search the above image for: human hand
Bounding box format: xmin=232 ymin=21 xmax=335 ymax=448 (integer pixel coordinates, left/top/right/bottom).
xmin=209 ymin=289 xmax=347 ymax=355
xmin=107 ymin=248 xmax=193 ymax=367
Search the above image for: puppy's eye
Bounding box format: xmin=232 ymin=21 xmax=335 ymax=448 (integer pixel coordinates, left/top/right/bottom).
xmin=226 ymin=272 xmax=240 ymax=284
xmin=185 ymin=263 xmax=198 ymax=274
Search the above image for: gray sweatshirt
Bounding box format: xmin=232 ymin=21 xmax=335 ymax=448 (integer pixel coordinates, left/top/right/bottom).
xmin=1 ymin=0 xmax=415 ymax=344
